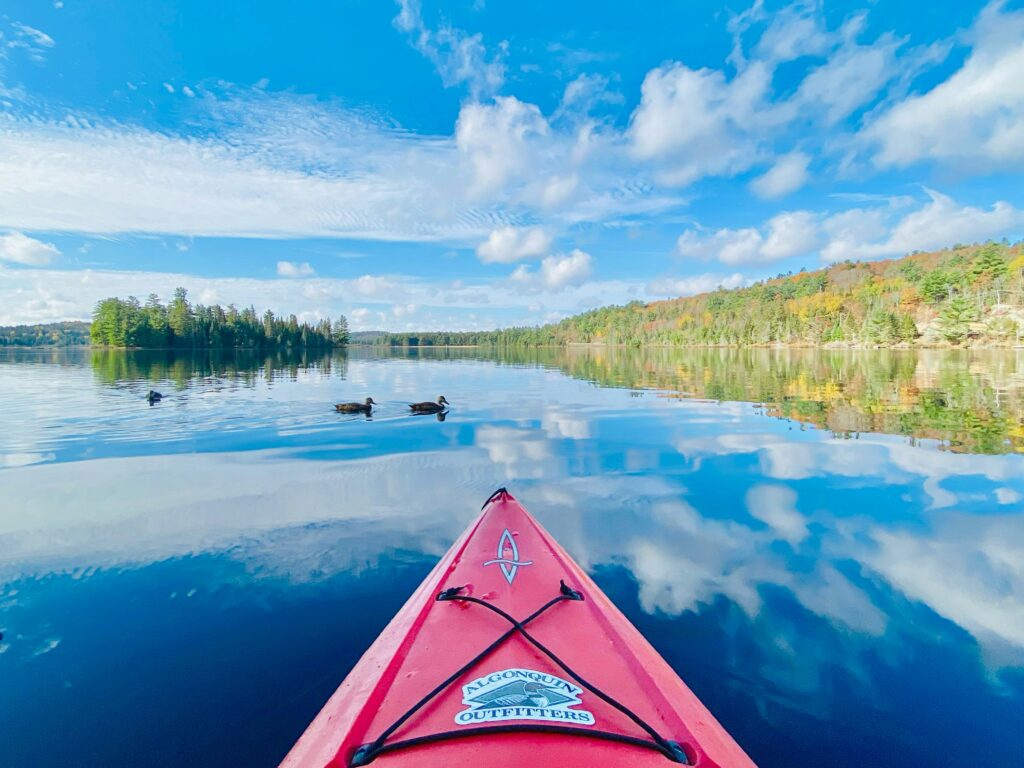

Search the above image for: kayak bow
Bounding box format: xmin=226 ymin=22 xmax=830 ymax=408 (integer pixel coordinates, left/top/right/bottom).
xmin=281 ymin=488 xmax=756 ymax=768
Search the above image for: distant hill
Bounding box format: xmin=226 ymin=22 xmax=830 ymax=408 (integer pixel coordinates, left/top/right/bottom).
xmin=0 ymin=321 xmax=91 ymax=347
xmin=349 ymin=331 xmax=390 ymax=344
xmin=368 ymin=241 xmax=1024 ymax=348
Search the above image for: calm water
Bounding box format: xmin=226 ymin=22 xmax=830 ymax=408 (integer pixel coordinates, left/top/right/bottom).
xmin=2 ymin=346 xmax=1023 ymax=767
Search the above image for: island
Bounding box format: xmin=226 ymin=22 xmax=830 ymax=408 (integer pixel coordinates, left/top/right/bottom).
xmin=89 ymin=288 xmax=349 ymax=349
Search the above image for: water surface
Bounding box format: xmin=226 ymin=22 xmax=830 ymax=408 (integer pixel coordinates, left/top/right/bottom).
xmin=2 ymin=347 xmax=1023 ymax=767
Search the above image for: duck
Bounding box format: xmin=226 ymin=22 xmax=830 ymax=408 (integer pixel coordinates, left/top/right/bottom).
xmin=146 ymin=390 xmax=163 ymax=404
xmin=335 ymin=397 xmax=377 ymax=414
xmin=409 ymin=395 xmax=449 ymax=414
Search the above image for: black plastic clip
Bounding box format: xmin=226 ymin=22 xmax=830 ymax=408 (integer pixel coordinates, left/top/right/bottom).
xmin=350 ymin=744 xmax=375 ymax=767
xmin=437 ymin=585 xmax=464 ymax=601
xmin=665 ymin=741 xmax=692 ymax=764
xmin=480 ymin=487 xmax=508 ymax=509
xmin=559 ymin=580 xmax=584 ymax=601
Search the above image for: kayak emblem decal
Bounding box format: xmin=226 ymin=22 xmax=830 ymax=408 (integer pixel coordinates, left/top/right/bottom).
xmin=483 ymin=528 xmax=533 ymax=585
xmin=455 ymin=668 xmax=595 ymax=727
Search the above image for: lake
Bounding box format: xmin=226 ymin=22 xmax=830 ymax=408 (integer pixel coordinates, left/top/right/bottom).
xmin=1 ymin=346 xmax=1022 ymax=767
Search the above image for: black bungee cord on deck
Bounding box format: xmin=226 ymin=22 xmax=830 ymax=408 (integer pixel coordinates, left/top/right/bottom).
xmin=350 ymin=580 xmax=691 ymax=766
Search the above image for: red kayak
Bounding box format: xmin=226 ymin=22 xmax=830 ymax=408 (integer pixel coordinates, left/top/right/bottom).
xmin=282 ymin=489 xmax=756 ymax=768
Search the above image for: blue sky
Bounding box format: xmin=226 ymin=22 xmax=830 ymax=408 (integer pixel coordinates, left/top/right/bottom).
xmin=1 ymin=0 xmax=1022 ymax=329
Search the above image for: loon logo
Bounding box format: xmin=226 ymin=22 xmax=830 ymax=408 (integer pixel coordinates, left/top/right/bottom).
xmin=483 ymin=528 xmax=533 ymax=585
xmin=455 ymin=668 xmax=595 ymax=726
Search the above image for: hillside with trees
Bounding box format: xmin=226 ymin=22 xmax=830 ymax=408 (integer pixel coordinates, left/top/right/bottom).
xmin=89 ymin=288 xmax=349 ymax=349
xmin=1 ymin=321 xmax=91 ymax=347
xmin=360 ymin=241 xmax=1024 ymax=348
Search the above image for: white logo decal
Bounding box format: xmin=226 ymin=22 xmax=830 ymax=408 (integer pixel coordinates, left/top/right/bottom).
xmin=483 ymin=528 xmax=533 ymax=584
xmin=455 ymin=668 xmax=595 ymax=726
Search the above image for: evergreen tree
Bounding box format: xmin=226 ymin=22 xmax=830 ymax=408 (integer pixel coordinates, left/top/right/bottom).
xmin=168 ymin=287 xmax=194 ymax=346
xmin=332 ymin=315 xmax=350 ymax=346
xmin=969 ymin=243 xmax=1008 ymax=283
xmin=938 ymin=296 xmax=980 ymax=342
xmin=898 ymin=313 xmax=918 ymax=342
xmin=921 ymin=270 xmax=952 ymax=304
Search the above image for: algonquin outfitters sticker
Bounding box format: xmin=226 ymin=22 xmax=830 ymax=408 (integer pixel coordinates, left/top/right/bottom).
xmin=454 ymin=668 xmax=595 ymax=726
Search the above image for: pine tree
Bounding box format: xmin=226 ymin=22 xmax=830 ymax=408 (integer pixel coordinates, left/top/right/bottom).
xmin=168 ymin=287 xmax=193 ymax=346
xmin=332 ymin=315 xmax=350 ymax=346
xmin=898 ymin=313 xmax=918 ymax=342
xmin=938 ymin=296 xmax=980 ymax=342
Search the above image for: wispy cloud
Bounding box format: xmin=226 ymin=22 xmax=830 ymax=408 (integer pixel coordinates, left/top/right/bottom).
xmin=0 ymin=85 xmax=681 ymax=243
xmin=393 ymin=0 xmax=505 ymax=98
xmin=8 ymin=22 xmax=56 ymax=63
xmin=1 ymin=2 xmax=1013 ymax=250
xmin=750 ymin=152 xmax=810 ymax=200
xmin=866 ymin=0 xmax=1024 ymax=169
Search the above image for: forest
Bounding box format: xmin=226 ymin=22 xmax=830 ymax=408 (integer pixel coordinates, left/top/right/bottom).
xmin=359 ymin=241 xmax=1024 ymax=348
xmin=0 ymin=321 xmax=91 ymax=347
xmin=89 ymin=288 xmax=350 ymax=349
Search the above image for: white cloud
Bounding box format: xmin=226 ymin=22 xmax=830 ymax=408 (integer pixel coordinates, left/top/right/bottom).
xmin=393 ymin=0 xmax=504 ymax=98
xmin=762 ymin=210 xmax=823 ymax=260
xmin=276 ymin=260 xmax=315 ymax=278
xmin=746 ymin=484 xmax=807 ymax=544
xmin=794 ymin=23 xmax=908 ymax=126
xmin=868 ymin=1 xmax=1024 ymax=168
xmin=537 ymin=173 xmax=579 ymax=209
xmin=680 ymin=191 xmax=1024 ymax=267
xmin=752 ymin=2 xmax=832 ymax=63
xmin=162 ymin=82 xmax=175 ymax=94
xmin=678 ymin=210 xmax=821 ymax=266
xmin=0 ymin=101 xmax=515 ymax=241
xmin=624 ymin=2 xmax=940 ymax=189
xmin=391 ymin=302 xmax=417 ymax=318
xmin=540 ymin=249 xmax=591 ymax=290
xmin=628 ymin=60 xmax=769 ymax=185
xmin=5 ymin=21 xmax=56 ymax=63
xmin=476 ymin=226 xmax=552 ymax=264
xmin=510 ymin=249 xmax=592 ymax=293
xmin=11 ymin=22 xmax=55 ymax=48
xmin=821 ymin=190 xmax=1024 ymax=263
xmin=866 ymin=515 xmax=1024 ymax=655
xmin=0 ymin=232 xmax=60 ymax=265
xmin=455 ymin=96 xmax=549 ymax=198
xmin=819 ymin=207 xmax=890 ymax=263
xmin=996 ymin=488 xmax=1021 ymax=505
xmin=351 ymin=274 xmax=400 ymax=298
xmin=0 ymin=1 xmax=1016 ymax=260
xmin=647 ymin=272 xmax=746 ymax=297
xmin=750 ymin=152 xmax=810 ymax=199
xmin=9 ymin=21 xmax=55 ymax=51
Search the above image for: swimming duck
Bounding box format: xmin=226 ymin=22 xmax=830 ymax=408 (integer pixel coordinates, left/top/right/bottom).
xmin=335 ymin=397 xmax=376 ymax=414
xmin=409 ymin=395 xmax=449 ymax=414
xmin=146 ymin=390 xmax=163 ymax=404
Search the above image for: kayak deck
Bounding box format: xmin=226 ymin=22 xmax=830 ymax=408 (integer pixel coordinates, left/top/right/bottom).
xmin=281 ymin=489 xmax=756 ymax=768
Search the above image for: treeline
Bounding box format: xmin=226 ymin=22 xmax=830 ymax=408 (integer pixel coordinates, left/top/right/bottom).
xmin=0 ymin=321 xmax=91 ymax=347
xmin=357 ymin=241 xmax=1024 ymax=348
xmin=90 ymin=288 xmax=350 ymax=349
